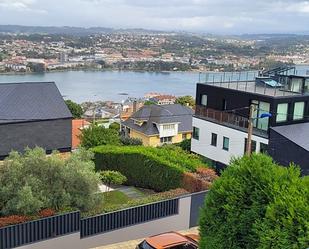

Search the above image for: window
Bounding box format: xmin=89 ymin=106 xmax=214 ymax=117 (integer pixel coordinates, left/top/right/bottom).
xmin=201 ymin=94 xmax=207 ymax=106
xmin=163 ymin=124 xmax=175 ymax=130
xmin=193 ymin=127 xmax=200 ymax=140
xmin=276 ymin=103 xmax=288 ymax=122
xmin=260 ymin=143 xmax=268 ymax=153
xmin=252 ymin=100 xmax=270 ymax=131
xmin=211 ymin=133 xmax=217 ymax=146
xmin=244 ymin=138 xmax=257 ymax=153
xmin=222 ymin=99 xmax=227 ymax=110
xmin=223 ymin=137 xmax=229 ymax=151
xmin=160 ymin=136 xmax=172 ymax=144
xmin=182 ymin=133 xmax=187 ymax=140
xmin=293 ymin=102 xmax=305 ymax=120
xmin=305 ymin=79 xmax=309 ymax=93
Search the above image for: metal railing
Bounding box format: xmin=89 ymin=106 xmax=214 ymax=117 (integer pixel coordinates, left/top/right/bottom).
xmin=195 ymin=106 xmax=249 ymax=129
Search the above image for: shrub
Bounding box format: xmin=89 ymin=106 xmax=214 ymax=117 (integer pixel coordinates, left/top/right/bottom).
xmin=0 ymin=215 xmax=30 ymax=228
xmin=38 ymin=209 xmax=56 ymax=218
xmin=199 ymin=154 xmax=309 ymax=249
xmin=0 ymin=147 xmax=101 ymax=216
xmin=100 ymin=170 xmax=127 ymax=191
xmin=176 ymin=138 xmax=191 ymax=152
xmin=92 ymin=146 xmax=207 ymax=191
xmin=120 ymin=136 xmax=143 ymax=146
xmin=109 ymin=122 xmax=120 ymax=131
xmin=80 ymin=125 xmax=121 ymax=149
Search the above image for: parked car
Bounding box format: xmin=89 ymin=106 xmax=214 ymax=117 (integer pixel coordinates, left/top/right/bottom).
xmin=137 ymin=232 xmax=199 ymax=249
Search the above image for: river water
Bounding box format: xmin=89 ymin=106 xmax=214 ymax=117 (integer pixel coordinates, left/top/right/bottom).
xmin=0 ymin=66 xmax=308 ymax=103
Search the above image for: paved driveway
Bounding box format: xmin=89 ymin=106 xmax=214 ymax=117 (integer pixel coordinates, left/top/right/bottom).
xmin=92 ymin=227 xmax=199 ymax=249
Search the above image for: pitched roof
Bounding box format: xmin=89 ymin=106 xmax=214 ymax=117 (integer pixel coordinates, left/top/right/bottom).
xmin=271 ymin=123 xmax=309 ymax=151
xmin=0 ymin=82 xmax=72 ymax=124
xmin=122 ymin=104 xmax=193 ymax=136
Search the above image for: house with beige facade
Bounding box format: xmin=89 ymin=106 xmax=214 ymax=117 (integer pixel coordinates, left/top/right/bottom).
xmin=121 ymin=104 xmax=193 ymax=146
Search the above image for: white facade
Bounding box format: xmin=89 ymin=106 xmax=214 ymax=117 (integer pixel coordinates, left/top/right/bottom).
xmin=157 ymin=123 xmax=179 ymax=138
xmin=191 ymin=117 xmax=269 ymax=165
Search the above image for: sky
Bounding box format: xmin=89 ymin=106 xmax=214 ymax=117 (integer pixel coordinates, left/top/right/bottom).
xmin=0 ymin=0 xmax=309 ymax=34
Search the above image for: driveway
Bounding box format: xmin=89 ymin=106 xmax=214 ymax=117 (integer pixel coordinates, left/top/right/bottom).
xmin=92 ymin=227 xmax=199 ymax=249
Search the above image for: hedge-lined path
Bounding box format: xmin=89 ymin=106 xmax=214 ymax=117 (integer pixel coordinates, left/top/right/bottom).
xmin=117 ymin=186 xmax=145 ymax=199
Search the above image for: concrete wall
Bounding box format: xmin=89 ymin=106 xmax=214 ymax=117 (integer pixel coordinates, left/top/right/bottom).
xmin=18 ymin=196 xmax=195 ymax=249
xmin=191 ymin=117 xmax=269 ymax=165
xmin=0 ymin=119 xmax=72 ymax=157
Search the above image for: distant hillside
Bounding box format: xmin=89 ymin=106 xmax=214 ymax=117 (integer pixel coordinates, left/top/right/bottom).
xmin=0 ymin=25 xmax=169 ymax=36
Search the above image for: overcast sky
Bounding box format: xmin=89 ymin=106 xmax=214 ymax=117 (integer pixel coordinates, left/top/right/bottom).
xmin=0 ymin=0 xmax=309 ymax=34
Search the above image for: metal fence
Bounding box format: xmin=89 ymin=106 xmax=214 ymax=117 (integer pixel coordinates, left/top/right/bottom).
xmin=80 ymin=198 xmax=179 ymax=238
xmin=0 ymin=211 xmax=80 ymax=249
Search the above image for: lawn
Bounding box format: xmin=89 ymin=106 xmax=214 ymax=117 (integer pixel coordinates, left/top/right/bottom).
xmin=102 ymin=190 xmax=131 ymax=206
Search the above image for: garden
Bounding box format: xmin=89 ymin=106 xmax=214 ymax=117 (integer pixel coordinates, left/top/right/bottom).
xmin=0 ymin=143 xmax=217 ymax=227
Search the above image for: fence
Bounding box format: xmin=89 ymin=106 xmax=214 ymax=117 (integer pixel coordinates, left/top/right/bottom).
xmin=0 ymin=191 xmax=207 ymax=249
xmin=0 ymin=211 xmax=80 ymax=249
xmin=80 ymin=198 xmax=179 ymax=238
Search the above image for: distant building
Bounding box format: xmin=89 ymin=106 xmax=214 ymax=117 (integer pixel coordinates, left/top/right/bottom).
xmin=72 ymin=119 xmax=90 ymax=149
xmin=120 ymin=100 xmax=144 ymax=121
xmin=191 ymin=67 xmax=309 ymax=175
xmin=0 ymin=82 xmax=72 ymax=158
xmin=149 ymin=95 xmax=176 ymax=105
xmin=122 ymin=104 xmax=193 ymax=146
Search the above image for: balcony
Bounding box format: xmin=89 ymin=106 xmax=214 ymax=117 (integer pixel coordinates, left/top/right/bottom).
xmin=195 ymin=106 xmax=268 ymax=138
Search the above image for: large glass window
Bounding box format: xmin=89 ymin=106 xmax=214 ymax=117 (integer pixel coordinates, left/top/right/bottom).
xmin=201 ymin=94 xmax=207 ymax=106
xmin=211 ymin=133 xmax=217 ymax=146
xmin=276 ymin=103 xmax=288 ymax=122
xmin=305 ymin=79 xmax=309 ymax=93
xmin=193 ymin=127 xmax=200 ymax=140
xmin=293 ymin=102 xmax=305 ymax=120
xmin=252 ymin=100 xmax=270 ymax=131
xmin=290 ymin=78 xmax=303 ymax=92
xmin=223 ymin=137 xmax=229 ymax=151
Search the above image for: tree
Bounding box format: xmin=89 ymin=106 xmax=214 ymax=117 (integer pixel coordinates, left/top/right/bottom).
xmin=100 ymin=170 xmax=127 ymax=192
xmin=109 ymin=122 xmax=120 ymax=131
xmin=199 ymin=154 xmax=309 ymax=249
xmin=175 ymin=96 xmax=195 ymax=107
xmin=80 ymin=125 xmax=121 ymax=149
xmin=0 ymin=147 xmax=101 ymax=216
xmin=65 ymin=99 xmax=83 ymax=119
xmin=144 ymin=100 xmax=157 ymax=105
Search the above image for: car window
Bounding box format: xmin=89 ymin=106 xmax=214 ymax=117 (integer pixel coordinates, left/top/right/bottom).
xmin=168 ymin=243 xmax=197 ymax=249
xmin=138 ymin=240 xmax=155 ymax=249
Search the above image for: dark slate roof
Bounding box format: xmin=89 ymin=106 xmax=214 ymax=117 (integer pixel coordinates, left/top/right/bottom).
xmin=271 ymin=123 xmax=309 ymax=151
xmin=122 ymin=104 xmax=193 ymax=136
xmin=0 ymin=82 xmax=72 ymax=124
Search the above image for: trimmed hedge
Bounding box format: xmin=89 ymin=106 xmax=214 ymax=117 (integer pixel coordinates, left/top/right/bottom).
xmin=92 ymin=146 xmax=207 ymax=192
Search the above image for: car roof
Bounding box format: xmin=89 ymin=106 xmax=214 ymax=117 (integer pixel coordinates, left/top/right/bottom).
xmin=146 ymin=232 xmax=193 ymax=248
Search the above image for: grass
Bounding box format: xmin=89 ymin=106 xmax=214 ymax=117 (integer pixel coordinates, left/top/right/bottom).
xmin=102 ymin=190 xmax=131 ymax=206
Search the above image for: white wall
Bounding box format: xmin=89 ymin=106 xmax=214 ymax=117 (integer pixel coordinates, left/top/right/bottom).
xmin=191 ymin=117 xmax=269 ymax=165
xmin=18 ymin=197 xmax=192 ymax=249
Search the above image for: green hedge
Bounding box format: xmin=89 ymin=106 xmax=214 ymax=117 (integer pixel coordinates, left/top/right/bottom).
xmin=92 ymin=146 xmax=207 ymax=192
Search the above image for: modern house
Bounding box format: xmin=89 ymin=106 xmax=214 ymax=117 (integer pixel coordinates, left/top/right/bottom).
xmin=122 ymin=104 xmax=193 ymax=146
xmin=191 ymin=67 xmax=309 ymax=175
xmin=0 ymin=82 xmax=72 ymax=158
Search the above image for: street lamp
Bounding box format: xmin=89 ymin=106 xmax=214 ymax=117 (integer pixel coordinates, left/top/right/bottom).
xmin=246 ymin=104 xmax=272 ymax=156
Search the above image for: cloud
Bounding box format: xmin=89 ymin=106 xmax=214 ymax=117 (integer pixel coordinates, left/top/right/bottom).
xmin=0 ymin=0 xmax=308 ymax=33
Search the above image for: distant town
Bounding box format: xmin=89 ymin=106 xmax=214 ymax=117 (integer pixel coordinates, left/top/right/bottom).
xmin=0 ymin=26 xmax=309 ymax=74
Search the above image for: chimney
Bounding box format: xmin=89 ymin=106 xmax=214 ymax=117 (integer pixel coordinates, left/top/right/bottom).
xmin=133 ymin=101 xmax=137 ymax=113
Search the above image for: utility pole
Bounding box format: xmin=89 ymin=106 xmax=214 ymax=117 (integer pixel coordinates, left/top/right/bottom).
xmin=246 ymin=104 xmax=255 ymax=156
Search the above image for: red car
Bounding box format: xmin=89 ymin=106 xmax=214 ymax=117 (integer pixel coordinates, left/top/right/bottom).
xmin=137 ymin=232 xmax=199 ymax=249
